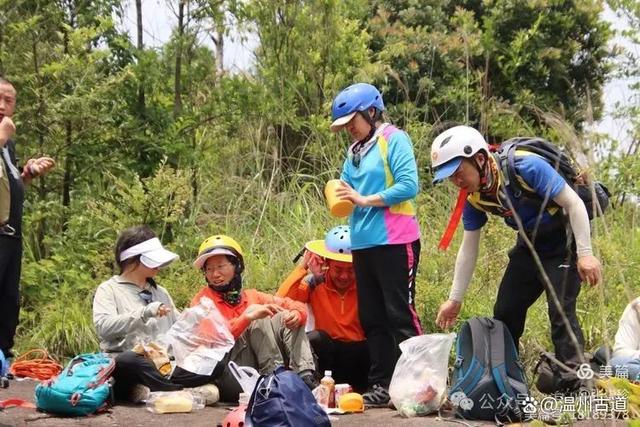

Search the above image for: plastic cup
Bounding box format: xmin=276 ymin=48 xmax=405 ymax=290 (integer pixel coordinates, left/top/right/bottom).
xmin=324 ymin=179 xmax=354 ymax=218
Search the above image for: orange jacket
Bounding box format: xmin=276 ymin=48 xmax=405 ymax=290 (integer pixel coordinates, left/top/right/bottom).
xmin=277 ymin=265 xmax=365 ymax=342
xmin=190 ymin=287 xmax=307 ymax=338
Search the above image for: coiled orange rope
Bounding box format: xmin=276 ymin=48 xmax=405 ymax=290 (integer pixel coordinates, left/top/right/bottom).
xmin=9 ymin=349 xmax=63 ymax=381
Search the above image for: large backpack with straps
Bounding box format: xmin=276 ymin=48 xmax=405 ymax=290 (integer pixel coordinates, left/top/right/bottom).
xmin=35 ymin=353 xmax=115 ymax=416
xmin=449 ymin=317 xmax=529 ymax=422
xmin=245 ymin=366 xmax=330 ymax=427
xmin=495 ymin=137 xmax=610 ymax=219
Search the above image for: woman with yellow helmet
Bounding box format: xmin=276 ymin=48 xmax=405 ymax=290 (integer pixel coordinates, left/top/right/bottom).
xmin=190 ymin=234 xmax=318 ymax=402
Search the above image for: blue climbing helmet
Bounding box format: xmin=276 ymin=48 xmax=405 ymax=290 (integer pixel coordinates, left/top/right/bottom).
xmin=305 ymin=225 xmax=352 ymax=263
xmin=324 ymin=225 xmax=351 ymax=257
xmin=330 ymin=83 xmax=385 ymax=132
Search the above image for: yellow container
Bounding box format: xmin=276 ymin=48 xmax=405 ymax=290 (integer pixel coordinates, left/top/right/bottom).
xmin=324 ymin=179 xmax=354 ymax=218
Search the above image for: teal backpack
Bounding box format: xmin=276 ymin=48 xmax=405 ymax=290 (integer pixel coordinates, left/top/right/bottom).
xmin=35 ymin=353 xmax=115 ymax=416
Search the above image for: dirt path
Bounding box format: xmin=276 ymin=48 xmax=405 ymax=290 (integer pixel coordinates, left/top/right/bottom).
xmin=0 ymin=379 xmax=464 ymax=426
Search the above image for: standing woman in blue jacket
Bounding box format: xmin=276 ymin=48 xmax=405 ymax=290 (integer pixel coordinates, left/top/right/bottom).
xmin=330 ymin=83 xmax=422 ymax=406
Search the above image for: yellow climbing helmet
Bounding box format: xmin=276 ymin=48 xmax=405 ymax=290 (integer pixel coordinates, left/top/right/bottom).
xmin=193 ymin=235 xmax=244 ymax=270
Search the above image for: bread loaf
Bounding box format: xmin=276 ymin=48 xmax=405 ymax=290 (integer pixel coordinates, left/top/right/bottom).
xmin=153 ymin=393 xmax=193 ymax=413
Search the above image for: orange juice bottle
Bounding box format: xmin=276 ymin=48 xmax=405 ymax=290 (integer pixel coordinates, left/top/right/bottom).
xmin=320 ymin=370 xmax=335 ymax=408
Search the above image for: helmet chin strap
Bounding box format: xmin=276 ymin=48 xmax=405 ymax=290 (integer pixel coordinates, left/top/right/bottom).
xmin=207 ymin=272 xmax=243 ymax=305
xmin=357 ymin=110 xmax=379 ymax=144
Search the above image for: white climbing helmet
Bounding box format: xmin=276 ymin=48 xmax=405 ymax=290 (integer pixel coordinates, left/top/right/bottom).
xmin=430 ymin=125 xmax=488 ymax=184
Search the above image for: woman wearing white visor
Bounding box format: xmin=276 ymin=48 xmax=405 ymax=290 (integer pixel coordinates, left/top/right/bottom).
xmin=92 ymin=225 xmax=219 ymax=404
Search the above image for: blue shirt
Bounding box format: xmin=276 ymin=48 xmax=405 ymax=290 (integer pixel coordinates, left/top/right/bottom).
xmin=463 ymin=154 xmax=567 ymax=233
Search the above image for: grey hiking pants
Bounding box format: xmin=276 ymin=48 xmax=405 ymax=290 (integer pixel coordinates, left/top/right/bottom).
xmin=215 ymin=311 xmax=315 ymax=402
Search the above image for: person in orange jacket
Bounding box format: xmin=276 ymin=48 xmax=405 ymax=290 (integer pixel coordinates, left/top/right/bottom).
xmin=277 ymin=225 xmax=369 ymax=392
xmin=190 ymin=234 xmax=317 ymax=402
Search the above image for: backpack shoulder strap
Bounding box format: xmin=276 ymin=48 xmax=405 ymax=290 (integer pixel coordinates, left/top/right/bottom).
xmin=487 ymin=319 xmax=523 ymax=419
xmin=495 ymin=142 xmax=526 ymax=199
xmin=452 ymin=318 xmax=488 ymax=395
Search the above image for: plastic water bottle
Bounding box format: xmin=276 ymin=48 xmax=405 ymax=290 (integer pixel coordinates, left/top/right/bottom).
xmin=320 ymin=370 xmax=335 ymax=408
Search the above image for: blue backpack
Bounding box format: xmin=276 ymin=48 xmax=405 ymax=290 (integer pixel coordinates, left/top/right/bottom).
xmin=450 ymin=317 xmax=529 ymax=422
xmin=35 ymin=353 xmax=115 ymax=416
xmin=246 ymin=366 xmax=330 ymax=427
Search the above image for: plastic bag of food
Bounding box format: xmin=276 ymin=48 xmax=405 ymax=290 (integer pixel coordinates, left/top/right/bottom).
xmin=160 ymin=297 xmax=234 ymax=376
xmin=146 ymin=391 xmax=205 ymax=414
xmin=389 ymin=333 xmax=456 ymax=417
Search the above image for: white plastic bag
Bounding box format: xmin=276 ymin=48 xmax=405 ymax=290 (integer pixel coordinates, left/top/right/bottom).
xmin=389 ymin=333 xmax=456 ymax=417
xmin=160 ymin=297 xmax=235 ymax=376
xmin=228 ymin=361 xmax=260 ymax=394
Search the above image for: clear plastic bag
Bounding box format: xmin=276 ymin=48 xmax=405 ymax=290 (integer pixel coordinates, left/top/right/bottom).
xmin=159 ymin=297 xmax=235 ymax=376
xmin=146 ymin=391 xmax=204 ymax=414
xmin=389 ymin=333 xmax=456 ymax=417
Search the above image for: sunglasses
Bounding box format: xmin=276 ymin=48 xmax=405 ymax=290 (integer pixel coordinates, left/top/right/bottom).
xmin=352 ymin=152 xmax=361 ymax=168
xmin=138 ymin=289 xmax=153 ymax=305
xmin=351 ymin=141 xmax=366 ymax=168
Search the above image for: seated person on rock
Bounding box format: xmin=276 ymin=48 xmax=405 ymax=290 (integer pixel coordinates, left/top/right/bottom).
xmin=277 ymin=225 xmax=369 ymax=392
xmin=612 ymin=297 xmax=640 ymax=380
xmin=190 ymin=234 xmax=318 ymax=402
xmin=93 ymin=225 xmax=220 ymax=404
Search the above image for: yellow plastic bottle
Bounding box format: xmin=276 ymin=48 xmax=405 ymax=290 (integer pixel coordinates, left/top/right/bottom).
xmin=320 ymin=370 xmax=336 ymax=408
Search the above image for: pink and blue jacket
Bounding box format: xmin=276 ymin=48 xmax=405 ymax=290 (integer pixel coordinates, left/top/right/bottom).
xmin=340 ymin=124 xmax=421 ymax=250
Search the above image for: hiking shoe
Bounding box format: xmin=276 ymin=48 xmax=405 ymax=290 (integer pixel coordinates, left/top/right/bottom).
xmin=0 ymin=224 xmax=15 ymax=236
xmin=188 ymin=384 xmax=220 ymax=406
xmin=363 ymin=384 xmax=390 ymax=407
xmin=299 ymin=369 xmax=320 ymax=390
xmin=129 ymin=384 xmax=151 ymax=403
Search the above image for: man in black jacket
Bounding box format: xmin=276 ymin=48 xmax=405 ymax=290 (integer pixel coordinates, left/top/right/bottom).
xmin=0 ymin=77 xmax=55 ymax=360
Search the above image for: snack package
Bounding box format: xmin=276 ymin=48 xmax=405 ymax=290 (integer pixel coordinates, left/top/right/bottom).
xmin=146 ymin=391 xmax=205 ymax=414
xmin=132 ymin=342 xmax=172 ymax=377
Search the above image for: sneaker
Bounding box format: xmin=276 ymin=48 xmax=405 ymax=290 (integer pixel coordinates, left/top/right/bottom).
xmin=188 ymin=383 xmax=220 ymax=406
xmin=129 ymin=384 xmax=151 ymax=403
xmin=363 ymin=384 xmax=390 ymax=408
xmin=0 ymin=224 xmax=15 ymax=236
xmin=298 ymin=369 xmax=320 ymax=390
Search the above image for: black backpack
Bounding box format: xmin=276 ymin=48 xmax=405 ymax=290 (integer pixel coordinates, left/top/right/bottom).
xmin=450 ymin=317 xmax=529 ymax=422
xmin=495 ymin=137 xmax=610 ymax=219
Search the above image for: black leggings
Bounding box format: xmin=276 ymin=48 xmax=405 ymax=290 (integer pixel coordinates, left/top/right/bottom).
xmin=352 ymin=240 xmax=422 ymax=388
xmin=0 ymin=237 xmax=21 ymax=358
xmin=112 ymin=351 xmax=223 ymax=401
xmin=307 ymin=330 xmax=369 ymax=393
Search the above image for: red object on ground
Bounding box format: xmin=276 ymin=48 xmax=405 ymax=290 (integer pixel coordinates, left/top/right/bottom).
xmin=0 ymin=398 xmax=36 ymax=409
